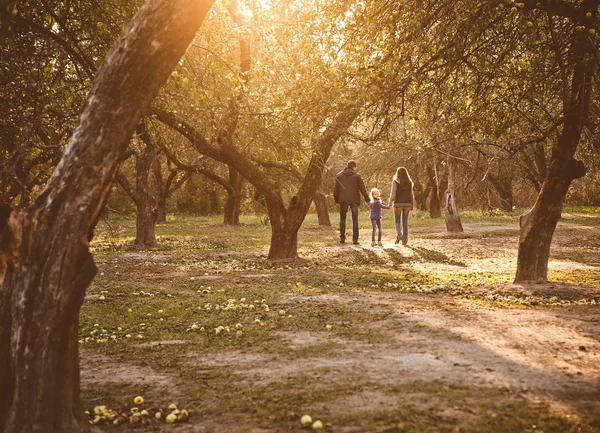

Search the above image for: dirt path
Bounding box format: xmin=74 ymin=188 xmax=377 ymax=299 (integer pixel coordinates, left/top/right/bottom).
xmin=185 ymin=291 xmax=599 ymax=417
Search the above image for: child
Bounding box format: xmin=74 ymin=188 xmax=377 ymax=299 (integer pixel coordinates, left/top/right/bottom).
xmin=369 ymin=188 xmax=390 ymax=247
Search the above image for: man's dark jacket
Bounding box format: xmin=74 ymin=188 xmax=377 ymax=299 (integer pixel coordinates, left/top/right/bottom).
xmin=333 ymin=168 xmax=369 ymax=205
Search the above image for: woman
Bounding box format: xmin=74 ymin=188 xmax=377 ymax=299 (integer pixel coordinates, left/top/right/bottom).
xmin=389 ymin=167 xmax=414 ymax=246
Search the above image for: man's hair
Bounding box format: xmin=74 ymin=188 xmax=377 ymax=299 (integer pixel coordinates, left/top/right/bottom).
xmin=347 ymin=160 xmax=357 ymax=169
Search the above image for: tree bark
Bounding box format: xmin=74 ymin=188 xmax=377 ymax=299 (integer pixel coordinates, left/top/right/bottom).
xmin=413 ymin=177 xmax=428 ymax=211
xmin=515 ymin=158 xmax=585 ymax=282
xmin=515 ymin=9 xmax=594 ymax=282
xmin=153 ymin=158 xmax=168 ymax=223
xmin=0 ymin=1 xmax=213 ymax=432
xmin=266 ymin=198 xmax=298 ymax=259
xmin=223 ymin=167 xmax=244 ymax=225
xmin=134 ymin=122 xmax=160 ymax=246
xmin=427 ymin=165 xmax=442 ymax=218
xmin=314 ymin=190 xmax=331 ymax=226
xmin=487 ymin=172 xmax=514 ymax=212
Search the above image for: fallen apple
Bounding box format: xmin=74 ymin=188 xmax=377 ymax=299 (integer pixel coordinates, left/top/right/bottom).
xmin=300 ymin=414 xmax=312 ymax=426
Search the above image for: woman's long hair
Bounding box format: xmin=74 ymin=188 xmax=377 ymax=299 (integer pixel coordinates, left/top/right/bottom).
xmin=394 ymin=167 xmax=413 ymax=189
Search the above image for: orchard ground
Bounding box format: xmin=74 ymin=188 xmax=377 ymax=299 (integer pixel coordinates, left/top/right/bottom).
xmin=81 ymin=207 xmax=600 ymax=433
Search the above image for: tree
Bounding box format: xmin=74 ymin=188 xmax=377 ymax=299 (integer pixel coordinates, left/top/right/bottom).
xmin=115 ymin=121 xmax=161 ymax=246
xmin=515 ymin=1 xmax=597 ymax=281
xmin=361 ymin=0 xmax=599 ymax=280
xmin=154 ymin=131 xmax=246 ymax=225
xmin=0 ymin=0 xmax=143 ymax=208
xmin=152 ymin=156 xmax=191 ymax=223
xmin=0 ymin=1 xmax=214 ymax=432
xmin=154 ymin=0 xmax=374 ymax=258
xmin=156 ymin=104 xmax=360 ymax=259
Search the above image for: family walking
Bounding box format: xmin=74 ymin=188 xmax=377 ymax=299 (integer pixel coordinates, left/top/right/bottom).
xmin=333 ymin=160 xmax=413 ymax=247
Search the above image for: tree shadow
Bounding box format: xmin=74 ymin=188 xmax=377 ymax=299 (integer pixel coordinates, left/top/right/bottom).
xmin=508 ymin=281 xmax=600 ymax=302
xmin=409 ymin=246 xmax=467 ymax=267
xmin=345 ymin=247 xmax=389 ymax=266
xmin=345 ymin=306 xmax=600 ymax=430
xmin=383 ymin=248 xmax=418 ymax=265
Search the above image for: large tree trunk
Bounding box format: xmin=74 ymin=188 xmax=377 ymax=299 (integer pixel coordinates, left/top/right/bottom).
xmin=0 ymin=1 xmax=213 ymax=432
xmin=1 ymin=208 xmax=97 ymax=433
xmin=515 ymin=15 xmax=594 ymax=282
xmin=268 ymin=221 xmax=299 ymax=259
xmin=515 ymin=158 xmax=585 ymax=282
xmin=314 ymin=190 xmax=331 ymax=226
xmin=444 ymin=157 xmax=463 ymax=232
xmin=223 ymin=167 xmax=244 ymax=225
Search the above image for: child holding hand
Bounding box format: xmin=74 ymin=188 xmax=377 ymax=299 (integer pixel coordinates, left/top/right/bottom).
xmin=368 ymin=188 xmax=391 ymax=247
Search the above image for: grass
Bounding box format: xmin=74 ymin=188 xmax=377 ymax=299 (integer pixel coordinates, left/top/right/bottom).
xmin=80 ymin=209 xmax=600 ymax=432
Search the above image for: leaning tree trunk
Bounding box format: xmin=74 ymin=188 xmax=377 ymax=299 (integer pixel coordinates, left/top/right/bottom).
xmin=444 ymin=157 xmax=463 ymax=232
xmin=313 ymin=190 xmax=331 ymax=226
xmin=515 ymin=15 xmax=594 ymax=282
xmin=515 ymin=158 xmax=585 ymax=282
xmin=223 ymin=167 xmax=244 ymax=225
xmin=0 ymin=1 xmax=213 ymax=432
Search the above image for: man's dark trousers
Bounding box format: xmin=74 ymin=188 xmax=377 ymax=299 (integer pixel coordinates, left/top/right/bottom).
xmin=339 ymin=202 xmax=359 ymax=243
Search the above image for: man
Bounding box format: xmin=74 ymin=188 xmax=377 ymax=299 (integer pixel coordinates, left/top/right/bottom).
xmin=333 ymin=160 xmax=370 ymax=245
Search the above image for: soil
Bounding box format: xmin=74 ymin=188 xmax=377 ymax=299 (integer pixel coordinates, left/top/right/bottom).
xmin=80 ymin=214 xmax=600 ymax=432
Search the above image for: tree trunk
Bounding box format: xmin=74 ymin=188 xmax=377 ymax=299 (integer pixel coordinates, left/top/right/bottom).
xmin=134 ymin=123 xmax=160 ymax=246
xmin=514 ymin=158 xmax=584 ymax=282
xmin=156 ymin=195 xmax=167 ymax=223
xmin=427 ymin=164 xmax=442 ymax=218
xmin=1 ymin=215 xmax=97 ymax=433
xmin=153 ymin=158 xmax=168 ymax=223
xmin=314 ymin=190 xmax=331 ymax=226
xmin=429 ymin=183 xmax=441 ymax=218
xmin=444 ymin=157 xmax=463 ymax=232
xmin=413 ymin=178 xmax=429 ymax=211
xmin=268 ymin=222 xmax=299 ymax=259
xmin=223 ymin=167 xmax=243 ymax=225
xmin=487 ymin=172 xmax=513 ymax=212
xmin=444 ymin=192 xmax=463 ymax=231
xmin=266 ymin=199 xmax=299 ymax=260
xmin=515 ymin=15 xmax=593 ymax=282
xmin=0 ymin=1 xmax=213 ymax=432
